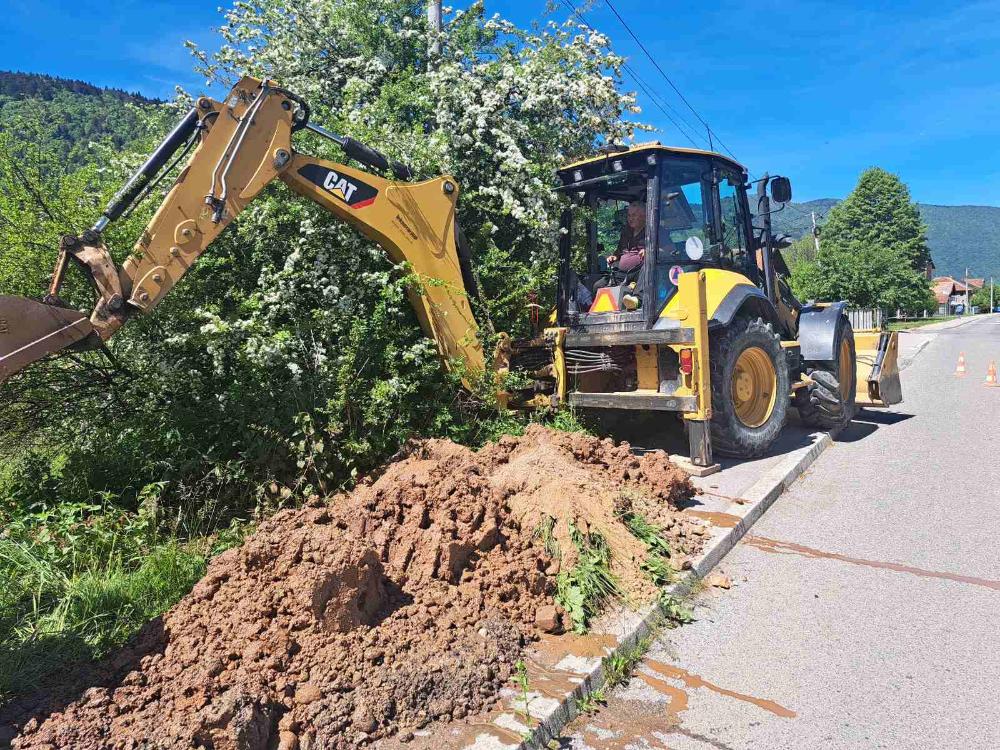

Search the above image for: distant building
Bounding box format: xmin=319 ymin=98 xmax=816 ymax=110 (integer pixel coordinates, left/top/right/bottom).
xmin=933 ymin=276 xmax=984 ymax=315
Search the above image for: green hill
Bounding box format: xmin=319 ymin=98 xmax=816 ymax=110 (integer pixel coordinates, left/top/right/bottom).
xmin=0 ymin=71 xmax=162 ymax=165
xmin=774 ymin=199 xmax=1000 ymax=282
xmin=0 ymin=70 xmax=158 ymax=104
xmin=916 ymin=204 xmax=1000 ymax=281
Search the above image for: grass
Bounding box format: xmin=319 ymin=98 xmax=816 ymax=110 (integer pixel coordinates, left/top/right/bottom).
xmin=574 ymin=689 xmax=606 ymax=714
xmin=887 ymin=315 xmax=958 ymax=331
xmin=555 ymin=523 xmax=619 ymax=634
xmin=0 ymin=540 xmax=206 ymax=699
xmin=0 ymin=501 xmax=247 ymax=707
xmin=618 ymin=503 xmax=674 ymax=588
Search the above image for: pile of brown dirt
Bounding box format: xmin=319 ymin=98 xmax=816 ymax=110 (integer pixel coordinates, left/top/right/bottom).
xmin=7 ymin=426 xmax=700 ymax=750
xmin=482 ymin=426 xmax=700 ymax=602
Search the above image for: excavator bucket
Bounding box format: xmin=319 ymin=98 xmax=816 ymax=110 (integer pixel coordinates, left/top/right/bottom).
xmin=854 ymin=329 xmax=902 ymax=407
xmin=0 ymin=295 xmax=96 ymax=384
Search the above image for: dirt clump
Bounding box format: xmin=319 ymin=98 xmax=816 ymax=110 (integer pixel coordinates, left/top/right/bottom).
xmin=8 ymin=426 xmax=699 ymax=750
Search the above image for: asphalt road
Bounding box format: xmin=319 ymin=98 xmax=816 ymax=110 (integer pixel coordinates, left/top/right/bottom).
xmin=562 ymin=314 xmax=1000 ymax=750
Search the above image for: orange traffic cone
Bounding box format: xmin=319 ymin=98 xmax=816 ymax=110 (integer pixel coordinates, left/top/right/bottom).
xmin=985 ymin=361 xmax=999 ymax=387
xmin=955 ymin=352 xmax=968 ymax=377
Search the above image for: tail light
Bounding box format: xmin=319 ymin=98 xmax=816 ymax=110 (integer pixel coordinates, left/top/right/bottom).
xmin=679 ymin=348 xmax=693 ymax=375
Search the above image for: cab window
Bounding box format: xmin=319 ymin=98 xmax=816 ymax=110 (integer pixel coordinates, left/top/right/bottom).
xmin=718 ymin=172 xmax=751 ymax=274
xmin=563 ymin=173 xmax=648 ymax=314
xmin=654 ymin=158 xmax=712 ymax=308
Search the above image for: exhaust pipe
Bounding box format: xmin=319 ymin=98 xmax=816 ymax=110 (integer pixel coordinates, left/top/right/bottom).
xmin=0 ymin=296 xmax=96 ymax=384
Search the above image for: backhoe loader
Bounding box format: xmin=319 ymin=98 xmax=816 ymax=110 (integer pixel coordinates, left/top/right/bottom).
xmin=0 ymin=77 xmax=902 ymax=467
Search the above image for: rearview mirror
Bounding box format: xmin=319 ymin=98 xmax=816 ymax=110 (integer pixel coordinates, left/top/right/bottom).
xmin=770 ymin=176 xmax=792 ymax=203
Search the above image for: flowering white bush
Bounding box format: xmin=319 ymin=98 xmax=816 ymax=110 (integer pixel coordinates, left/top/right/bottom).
xmin=4 ymin=0 xmax=647 ymax=514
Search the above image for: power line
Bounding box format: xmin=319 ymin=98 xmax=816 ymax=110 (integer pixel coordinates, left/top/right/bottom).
xmin=601 ymin=0 xmax=741 ymax=163
xmin=621 ymin=62 xmax=702 ymax=148
xmin=558 ymin=0 xmax=706 ymax=149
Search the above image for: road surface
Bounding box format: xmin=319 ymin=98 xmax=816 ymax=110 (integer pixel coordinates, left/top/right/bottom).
xmin=562 ymin=314 xmax=1000 ymax=750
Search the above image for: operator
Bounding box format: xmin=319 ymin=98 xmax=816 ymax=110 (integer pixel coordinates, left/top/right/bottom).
xmin=607 ymin=199 xmax=646 ymax=277
xmin=589 ymin=199 xmax=646 ymax=309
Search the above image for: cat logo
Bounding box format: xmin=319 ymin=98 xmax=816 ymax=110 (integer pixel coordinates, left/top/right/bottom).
xmin=297 ymin=163 xmax=378 ymax=209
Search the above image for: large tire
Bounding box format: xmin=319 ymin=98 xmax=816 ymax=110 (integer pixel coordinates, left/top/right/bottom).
xmin=796 ymin=319 xmax=857 ymax=429
xmin=708 ymin=316 xmax=790 ymax=458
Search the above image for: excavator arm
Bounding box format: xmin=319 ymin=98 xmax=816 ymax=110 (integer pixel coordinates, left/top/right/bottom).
xmin=0 ymin=76 xmax=484 ymax=383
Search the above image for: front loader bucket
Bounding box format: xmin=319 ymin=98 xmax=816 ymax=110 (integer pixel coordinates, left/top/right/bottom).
xmin=854 ymin=330 xmax=902 ymax=407
xmin=0 ymin=295 xmax=96 ymax=384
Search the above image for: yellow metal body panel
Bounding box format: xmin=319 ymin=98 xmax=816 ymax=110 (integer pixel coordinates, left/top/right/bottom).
xmin=92 ymin=77 xmax=294 ymax=340
xmin=667 ymin=270 xmax=710 ymax=420
xmin=282 ymin=155 xmax=484 ymax=375
xmin=635 ymin=345 xmax=659 ymax=390
xmin=549 ymin=327 xmax=568 ymax=405
xmin=660 ymin=268 xmax=757 ymax=325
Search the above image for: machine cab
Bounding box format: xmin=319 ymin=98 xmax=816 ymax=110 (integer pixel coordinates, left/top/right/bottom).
xmin=555 ymin=143 xmax=759 ymax=333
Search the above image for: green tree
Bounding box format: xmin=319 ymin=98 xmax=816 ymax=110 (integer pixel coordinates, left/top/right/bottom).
xmin=2 ymin=0 xmax=642 ymax=517
xmin=971 ymin=284 xmax=995 ymax=311
xmin=793 ymin=167 xmax=935 ymax=313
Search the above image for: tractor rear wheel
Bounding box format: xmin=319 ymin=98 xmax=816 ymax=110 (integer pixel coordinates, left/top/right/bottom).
xmin=796 ymin=318 xmax=857 ymax=429
xmin=708 ymin=316 xmax=790 ymax=458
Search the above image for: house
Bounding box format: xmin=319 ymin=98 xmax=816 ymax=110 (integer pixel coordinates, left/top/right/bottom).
xmin=933 ymin=276 xmax=984 ymax=315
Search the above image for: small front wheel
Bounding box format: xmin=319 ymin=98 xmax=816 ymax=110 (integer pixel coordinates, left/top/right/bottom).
xmin=796 ymin=318 xmax=857 ymax=429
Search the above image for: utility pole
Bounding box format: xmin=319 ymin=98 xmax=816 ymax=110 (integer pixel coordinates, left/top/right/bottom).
xmin=427 ymin=0 xmax=442 ymax=62
xmin=810 ymin=211 xmax=821 ymax=257
xmin=965 ymin=266 xmax=970 ymax=315
xmin=991 ymin=276 xmax=994 ymax=312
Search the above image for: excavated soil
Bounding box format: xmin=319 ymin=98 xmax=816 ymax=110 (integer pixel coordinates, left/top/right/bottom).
xmin=6 ymin=426 xmax=702 ymax=750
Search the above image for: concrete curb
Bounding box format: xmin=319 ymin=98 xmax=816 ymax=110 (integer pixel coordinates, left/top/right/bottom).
xmin=517 ymin=428 xmax=836 ymax=749
xmin=899 ymin=338 xmax=930 ymax=371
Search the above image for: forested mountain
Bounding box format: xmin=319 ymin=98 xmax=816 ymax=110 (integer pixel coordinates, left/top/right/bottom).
xmin=0 ymin=71 xmax=162 ymax=164
xmin=774 ymin=198 xmax=1000 ymax=281
xmin=917 ymin=204 xmax=1000 ymax=281
xmin=0 ymin=71 xmax=157 ymax=104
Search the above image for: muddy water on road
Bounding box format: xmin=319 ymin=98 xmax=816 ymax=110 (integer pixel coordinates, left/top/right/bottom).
xmin=744 ymin=534 xmax=1000 ymax=591
xmin=684 ymin=510 xmax=742 ymax=528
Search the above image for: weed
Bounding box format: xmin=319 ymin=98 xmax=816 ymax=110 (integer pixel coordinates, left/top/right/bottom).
xmin=555 ymin=523 xmax=619 ymax=633
xmin=543 ymin=408 xmax=594 ymax=436
xmin=574 ymin=688 xmax=606 ymax=714
xmin=601 ymin=635 xmax=652 ymax=689
xmin=512 ymin=659 xmax=534 ymax=726
xmin=658 ymin=593 xmax=695 ymax=626
xmin=533 ymin=515 xmax=560 ymax=558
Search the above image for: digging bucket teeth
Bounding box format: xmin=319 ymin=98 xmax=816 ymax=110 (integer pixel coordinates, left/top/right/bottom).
xmin=854 ymin=329 xmax=902 ymax=407
xmin=0 ymin=295 xmax=96 ymax=384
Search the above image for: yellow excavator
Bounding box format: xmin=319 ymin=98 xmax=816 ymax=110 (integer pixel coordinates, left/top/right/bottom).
xmin=0 ymin=77 xmax=902 ymax=467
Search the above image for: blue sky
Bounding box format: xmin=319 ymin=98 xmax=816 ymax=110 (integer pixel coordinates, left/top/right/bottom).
xmin=1 ymin=0 xmax=997 ymax=206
